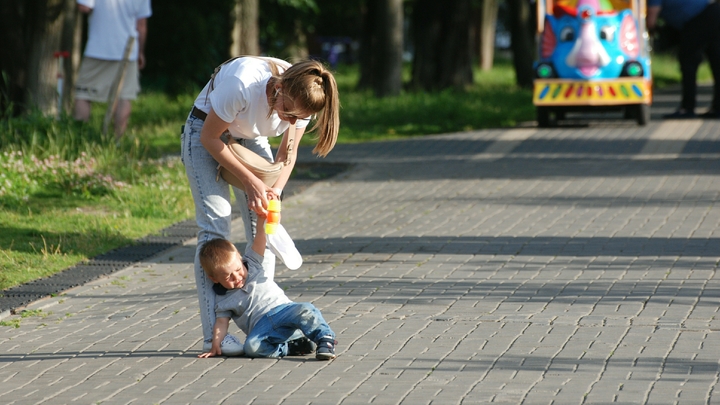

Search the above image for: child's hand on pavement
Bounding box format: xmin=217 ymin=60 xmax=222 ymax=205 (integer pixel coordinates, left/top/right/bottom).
xmin=198 ymin=344 xmax=222 ymax=358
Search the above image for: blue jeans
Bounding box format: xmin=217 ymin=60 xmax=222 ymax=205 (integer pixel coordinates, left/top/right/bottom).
xmin=244 ymin=302 xmax=335 ymax=358
xmin=181 ymin=113 xmax=277 ymax=343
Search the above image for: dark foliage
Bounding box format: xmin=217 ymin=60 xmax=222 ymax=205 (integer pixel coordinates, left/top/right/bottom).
xmin=142 ymin=0 xmax=235 ymax=94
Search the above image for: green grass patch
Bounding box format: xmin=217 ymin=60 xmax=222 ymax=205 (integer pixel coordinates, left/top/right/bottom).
xmin=651 ymin=51 xmax=713 ymax=88
xmin=335 ymin=60 xmax=534 ymax=142
xmin=0 ymin=153 xmax=193 ymax=290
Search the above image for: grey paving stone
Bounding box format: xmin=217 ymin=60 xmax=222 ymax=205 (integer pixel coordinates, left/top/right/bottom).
xmin=3 ymin=87 xmax=720 ymax=403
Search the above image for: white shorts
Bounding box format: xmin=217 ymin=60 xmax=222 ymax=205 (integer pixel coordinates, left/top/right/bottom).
xmin=75 ymin=57 xmax=141 ymax=102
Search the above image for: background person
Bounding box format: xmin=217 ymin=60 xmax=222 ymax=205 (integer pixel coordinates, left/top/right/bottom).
xmin=181 ymin=56 xmax=339 ymax=355
xmin=647 ymin=0 xmax=720 ymax=118
xmin=73 ymin=0 xmax=152 ymax=138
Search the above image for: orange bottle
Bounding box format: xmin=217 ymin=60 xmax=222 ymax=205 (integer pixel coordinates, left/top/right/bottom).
xmin=265 ymin=199 xmax=281 ymax=234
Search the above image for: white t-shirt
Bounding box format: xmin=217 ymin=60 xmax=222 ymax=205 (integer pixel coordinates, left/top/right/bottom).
xmin=78 ymin=0 xmax=152 ymax=61
xmin=192 ymin=57 xmax=311 ymax=140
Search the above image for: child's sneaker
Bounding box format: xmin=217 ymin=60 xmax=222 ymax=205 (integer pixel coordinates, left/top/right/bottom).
xmin=287 ymin=337 xmax=315 ymax=356
xmin=315 ymin=336 xmax=337 ymax=360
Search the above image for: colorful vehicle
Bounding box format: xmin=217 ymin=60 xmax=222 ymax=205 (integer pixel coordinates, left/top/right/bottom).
xmin=533 ymin=0 xmax=652 ymax=126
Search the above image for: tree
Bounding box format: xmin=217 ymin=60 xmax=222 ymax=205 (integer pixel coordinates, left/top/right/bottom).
xmin=144 ymin=0 xmax=234 ymax=94
xmin=258 ymin=0 xmax=319 ymax=61
xmin=230 ymin=0 xmax=259 ymax=56
xmin=357 ymin=0 xmax=377 ymax=90
xmin=479 ymin=0 xmax=499 ymax=71
xmin=0 ymin=0 xmax=77 ymax=117
xmin=410 ymin=0 xmax=475 ymax=91
xmin=59 ymin=0 xmax=82 ymax=115
xmin=0 ymin=1 xmax=27 ymax=116
xmin=507 ymin=0 xmax=535 ymax=89
xmin=358 ymin=0 xmax=403 ymax=97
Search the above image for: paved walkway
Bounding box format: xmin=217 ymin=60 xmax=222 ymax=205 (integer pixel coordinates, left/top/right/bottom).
xmin=2 ymin=86 xmax=720 ymax=404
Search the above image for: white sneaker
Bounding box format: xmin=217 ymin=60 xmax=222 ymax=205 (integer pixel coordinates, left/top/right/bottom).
xmin=202 ymin=334 xmax=244 ymax=356
xmin=267 ymin=224 xmax=303 ymax=270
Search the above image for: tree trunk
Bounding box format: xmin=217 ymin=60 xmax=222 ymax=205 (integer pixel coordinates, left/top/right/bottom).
xmin=230 ymin=0 xmax=259 ymax=56
xmin=26 ymin=0 xmax=67 ymax=116
xmin=60 ymin=0 xmax=81 ymax=115
xmin=357 ymin=0 xmax=378 ymax=90
xmin=358 ymin=0 xmax=403 ymax=96
xmin=373 ymin=0 xmax=403 ymax=97
xmin=411 ymin=0 xmax=474 ymax=91
xmin=507 ymin=0 xmax=535 ymax=89
xmin=286 ymin=19 xmax=309 ymax=61
xmin=0 ymin=1 xmax=27 ymax=116
xmin=479 ymin=0 xmax=499 ymax=71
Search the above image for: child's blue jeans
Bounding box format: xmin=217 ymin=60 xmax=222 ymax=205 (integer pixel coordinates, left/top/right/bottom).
xmin=243 ymin=302 xmax=335 ymax=358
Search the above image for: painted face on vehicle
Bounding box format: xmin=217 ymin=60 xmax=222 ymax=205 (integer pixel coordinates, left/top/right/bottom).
xmin=539 ymin=0 xmax=641 ymax=79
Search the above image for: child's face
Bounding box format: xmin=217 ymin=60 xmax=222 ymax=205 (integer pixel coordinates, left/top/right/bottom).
xmin=212 ymin=252 xmax=248 ymax=290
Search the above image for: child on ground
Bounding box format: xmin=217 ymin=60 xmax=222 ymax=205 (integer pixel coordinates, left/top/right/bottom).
xmin=197 ymin=214 xmax=337 ymax=360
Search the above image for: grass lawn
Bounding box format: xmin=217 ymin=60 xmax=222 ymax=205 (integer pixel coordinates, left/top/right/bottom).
xmin=0 ymin=53 xmax=708 ymax=292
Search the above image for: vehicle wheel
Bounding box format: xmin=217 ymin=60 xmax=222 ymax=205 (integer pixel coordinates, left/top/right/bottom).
xmin=537 ymin=107 xmax=553 ymax=128
xmin=623 ymin=106 xmax=635 ymax=119
xmin=636 ymin=104 xmax=650 ymax=125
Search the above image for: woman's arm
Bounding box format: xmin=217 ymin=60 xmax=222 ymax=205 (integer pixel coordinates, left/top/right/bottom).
xmin=136 ymin=18 xmax=148 ymax=69
xmin=200 ymin=109 xmax=272 ymax=214
xmin=646 ymin=6 xmax=661 ymax=34
xmin=270 ymin=125 xmax=307 ymax=197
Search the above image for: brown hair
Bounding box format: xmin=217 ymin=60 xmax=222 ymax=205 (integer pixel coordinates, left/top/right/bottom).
xmin=267 ymin=59 xmax=340 ymax=157
xmin=199 ymin=238 xmax=238 ymax=279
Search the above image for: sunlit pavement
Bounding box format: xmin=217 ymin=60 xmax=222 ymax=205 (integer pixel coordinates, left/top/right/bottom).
xmin=1 ymin=85 xmax=719 ymax=404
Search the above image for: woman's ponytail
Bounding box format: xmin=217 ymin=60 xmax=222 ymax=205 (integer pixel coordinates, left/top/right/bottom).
xmin=280 ymin=60 xmax=340 ymax=157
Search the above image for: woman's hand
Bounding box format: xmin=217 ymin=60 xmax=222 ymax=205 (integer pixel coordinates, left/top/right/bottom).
xmin=267 ymin=187 xmax=282 ymax=201
xmin=244 ymin=176 xmax=271 ymax=215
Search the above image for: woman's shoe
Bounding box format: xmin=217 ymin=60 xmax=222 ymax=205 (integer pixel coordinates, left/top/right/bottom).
xmin=662 ymin=109 xmax=696 ymax=119
xmin=202 ymin=334 xmax=245 ymax=356
xmin=699 ymin=110 xmax=720 ymax=119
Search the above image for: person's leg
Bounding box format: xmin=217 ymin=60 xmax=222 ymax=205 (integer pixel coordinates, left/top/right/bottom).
xmin=277 ymin=302 xmax=336 ymax=360
xmin=73 ymin=99 xmax=92 ymax=122
xmin=234 ymin=136 xmax=276 ymax=281
xmin=243 ymin=303 xmax=304 ymax=358
xmin=244 ymin=302 xmax=334 ymax=357
xmin=73 ymin=58 xmax=95 ymax=122
xmin=114 ymin=99 xmax=132 ymax=138
xmin=290 ymin=303 xmax=335 ymax=342
xmin=182 ymin=115 xmax=242 ymax=354
xmin=115 ymin=60 xmax=140 ymax=137
xmin=678 ymin=12 xmax=710 ymax=113
xmin=702 ymin=4 xmax=720 ymax=113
